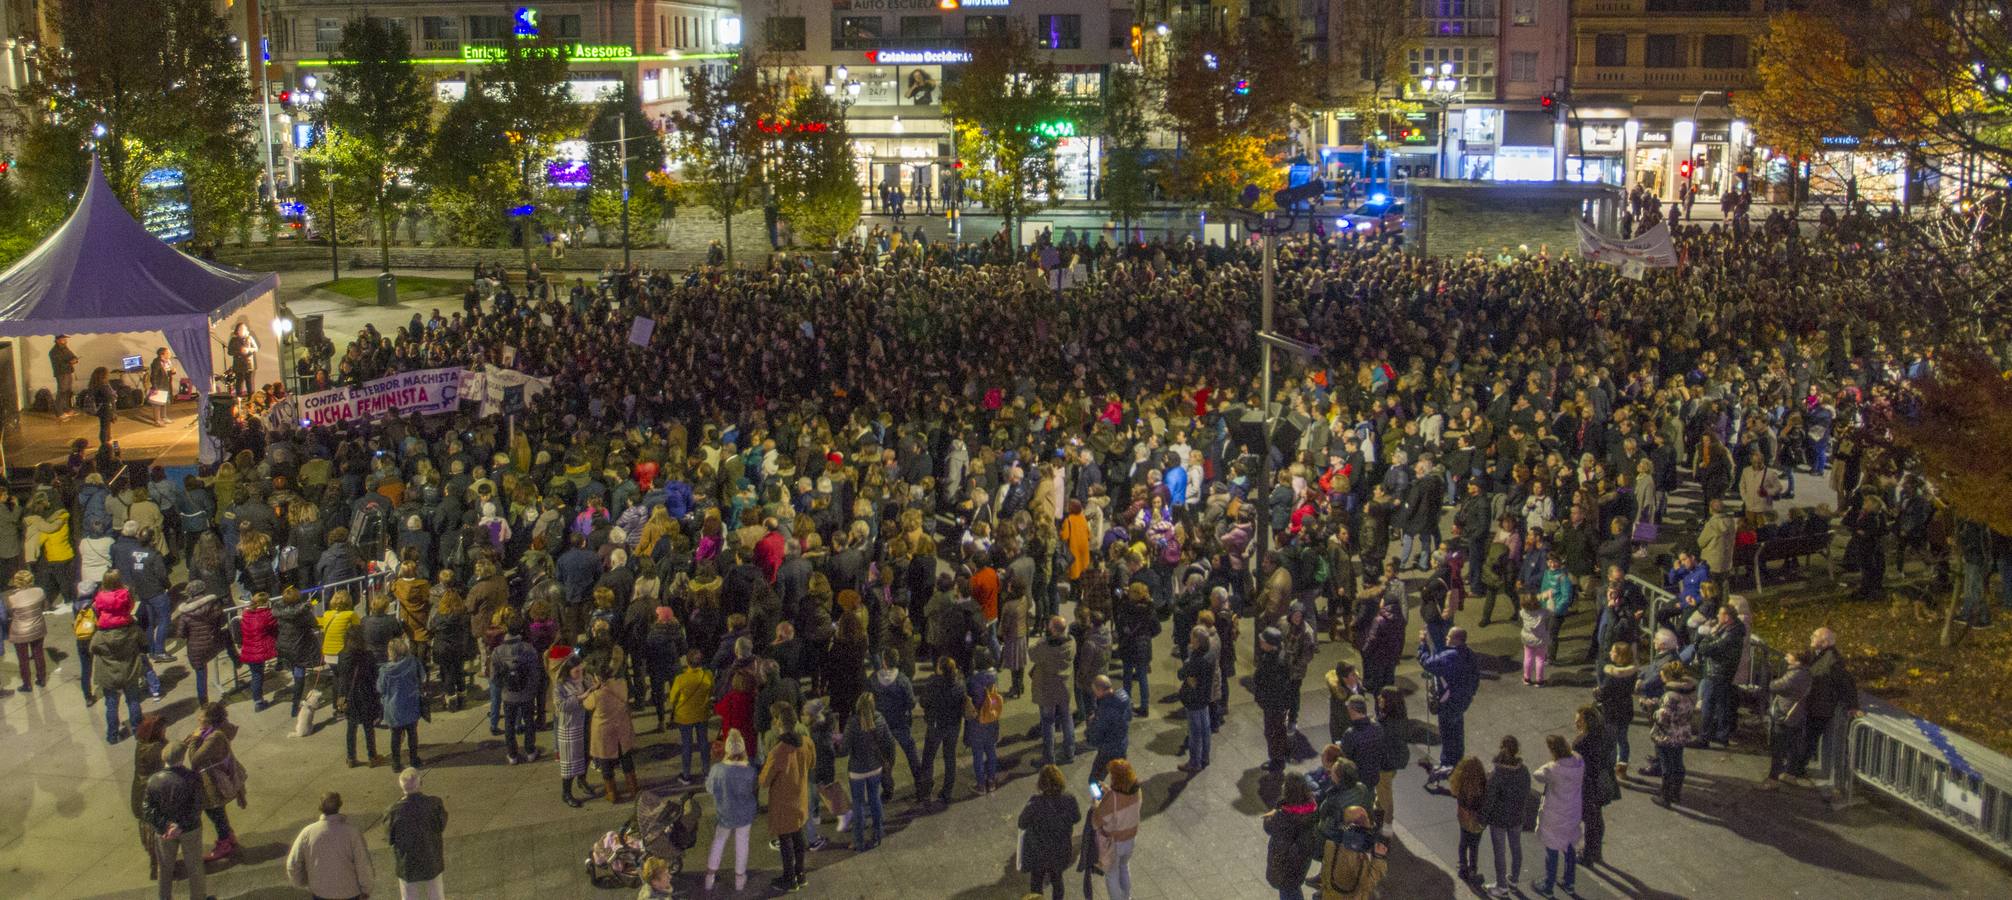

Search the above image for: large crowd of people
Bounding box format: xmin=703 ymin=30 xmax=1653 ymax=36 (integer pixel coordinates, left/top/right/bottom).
xmin=3 ymin=201 xmax=2007 ymax=899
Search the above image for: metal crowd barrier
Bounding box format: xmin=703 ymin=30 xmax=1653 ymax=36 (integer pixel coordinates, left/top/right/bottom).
xmin=1849 ymin=700 xmax=2012 ymax=862
xmin=1627 ymin=574 xmax=1674 ymax=637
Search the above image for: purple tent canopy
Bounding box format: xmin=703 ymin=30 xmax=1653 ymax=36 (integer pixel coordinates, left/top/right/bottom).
xmin=0 ymin=158 xmax=278 ymax=459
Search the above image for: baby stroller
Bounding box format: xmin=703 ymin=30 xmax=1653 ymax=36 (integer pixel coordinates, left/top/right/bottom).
xmin=585 ymin=787 xmax=701 ymax=889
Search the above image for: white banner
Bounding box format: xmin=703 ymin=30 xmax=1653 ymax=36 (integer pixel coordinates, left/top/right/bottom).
xmin=1577 ymin=219 xmax=1678 ymax=269
xmin=278 ymin=366 xmax=551 ymax=428
xmin=292 ymin=368 xmax=465 ymax=426
xmin=477 ymin=366 xmax=553 ymax=417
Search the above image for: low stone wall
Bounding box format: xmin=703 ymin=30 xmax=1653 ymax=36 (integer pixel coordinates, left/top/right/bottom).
xmin=217 ymin=209 xmax=769 ymax=273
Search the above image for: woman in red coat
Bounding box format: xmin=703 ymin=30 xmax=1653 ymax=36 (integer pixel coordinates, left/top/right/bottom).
xmin=238 ymin=592 xmax=279 ymax=711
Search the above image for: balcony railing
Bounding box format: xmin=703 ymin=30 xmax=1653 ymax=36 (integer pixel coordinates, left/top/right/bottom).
xmin=1409 ymin=19 xmax=1499 ymax=37
xmin=831 ymin=34 xmax=972 ymax=52
xmin=1576 ymin=65 xmax=1757 ymax=90
xmin=422 ymin=38 xmax=461 ymax=52
xmin=1573 ymin=0 xmax=1767 ymax=14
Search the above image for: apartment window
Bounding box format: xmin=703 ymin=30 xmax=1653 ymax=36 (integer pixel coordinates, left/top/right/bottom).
xmin=1700 ymin=34 xmax=1748 ymax=69
xmin=1417 ymin=0 xmax=1499 ymax=37
xmin=839 ymin=16 xmax=883 ymax=45
xmin=1109 ymin=7 xmax=1133 ymax=48
xmin=1038 ymin=14 xmax=1082 ymax=50
xmin=966 ymin=15 xmax=1008 ymax=37
xmin=899 ymin=16 xmax=942 ymax=39
xmin=1407 ymin=46 xmax=1496 ymax=96
xmin=314 ymin=18 xmax=342 ymax=50
xmin=549 ymin=14 xmax=582 ymax=39
xmin=1512 ymin=0 xmax=1537 ymax=25
xmin=766 ymin=17 xmax=806 ymax=51
xmin=1509 ymin=51 xmax=1537 ymax=82
xmin=1594 ymin=33 xmax=1628 ymax=67
xmin=1645 ymin=34 xmax=1683 ymax=69
xmin=659 ymin=16 xmax=667 ymax=49
xmin=421 ymin=16 xmax=460 ymax=43
xmin=469 ymin=15 xmax=510 ymax=40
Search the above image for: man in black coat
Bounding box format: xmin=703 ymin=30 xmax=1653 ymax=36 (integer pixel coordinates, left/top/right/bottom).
xmin=143 ymin=742 xmax=207 ymax=899
xmin=386 ymin=767 xmax=448 ymax=898
xmin=1398 ymin=459 xmax=1444 ymax=571
xmin=1253 ymin=627 xmax=1297 ymax=772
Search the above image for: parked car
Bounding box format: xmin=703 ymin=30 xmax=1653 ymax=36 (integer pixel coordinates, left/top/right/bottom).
xmin=1340 ymin=197 xmax=1405 ymax=233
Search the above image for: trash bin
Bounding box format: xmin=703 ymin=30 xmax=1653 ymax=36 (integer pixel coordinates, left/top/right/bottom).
xmin=375 ymin=272 xmax=397 ymax=306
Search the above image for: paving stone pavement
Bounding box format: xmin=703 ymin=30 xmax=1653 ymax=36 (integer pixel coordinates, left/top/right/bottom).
xmin=5 ymin=475 xmax=2011 ymax=899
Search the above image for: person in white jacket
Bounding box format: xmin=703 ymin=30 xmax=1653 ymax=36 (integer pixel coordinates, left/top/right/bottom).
xmin=287 ymin=792 xmax=374 ymax=900
xmin=1530 ymin=734 xmax=1585 ymax=897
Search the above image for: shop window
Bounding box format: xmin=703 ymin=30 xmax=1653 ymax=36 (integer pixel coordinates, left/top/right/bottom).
xmin=1509 ymin=51 xmax=1537 ymax=82
xmin=1594 ymin=34 xmax=1628 ymax=67
xmin=767 ymin=17 xmax=806 ymax=52
xmin=1700 ymin=34 xmax=1748 ymax=69
xmin=1645 ymin=35 xmax=1683 ymax=69
xmin=1038 ymin=14 xmax=1081 ymax=50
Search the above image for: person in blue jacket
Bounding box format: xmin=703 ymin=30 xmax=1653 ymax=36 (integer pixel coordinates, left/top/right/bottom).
xmin=1085 ymin=674 xmax=1131 ymax=784
xmin=1419 ymin=627 xmax=1480 ymax=788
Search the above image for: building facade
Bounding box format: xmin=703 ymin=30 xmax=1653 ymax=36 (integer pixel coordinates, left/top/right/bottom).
xmin=260 ymin=1 xmax=741 ymax=186
xmin=1299 ymin=0 xmax=1571 ymax=193
xmin=735 ymin=0 xmax=1136 ymax=203
xmin=1566 ymin=0 xmax=1764 ymax=200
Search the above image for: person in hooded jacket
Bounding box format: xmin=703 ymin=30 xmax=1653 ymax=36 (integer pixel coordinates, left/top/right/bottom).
xmin=1572 ymin=705 xmax=1619 ymax=868
xmin=1594 ymin=643 xmax=1640 ymax=782
xmin=1177 ymin=625 xmax=1218 ymax=772
xmin=428 ymin=590 xmax=474 ymax=711
xmin=379 ymin=638 xmax=425 ymax=770
xmin=1650 ymin=661 xmax=1697 ymax=807
xmin=1530 ymin=734 xmax=1585 ymax=897
xmin=760 ymin=702 xmax=816 ymax=892
xmin=1479 ymin=735 xmax=1530 ymax=898
xmin=93 ymin=570 xmax=153 ymax=742
xmin=341 ymin=640 xmax=386 ymax=768
xmin=237 ymin=591 xmax=278 ymax=711
xmin=1028 ymin=615 xmax=1077 ymax=765
xmin=273 ymin=587 xmax=321 ymax=717
xmin=1264 ymin=775 xmax=1322 ymax=900
xmin=172 ymin=580 xmax=230 ymax=706
xmin=185 ymin=702 xmax=245 ymax=863
xmin=641 ymin=605 xmax=687 ymax=731
xmin=1017 ymin=764 xmax=1081 ymax=900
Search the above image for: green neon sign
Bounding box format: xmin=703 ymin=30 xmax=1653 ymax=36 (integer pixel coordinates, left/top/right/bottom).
xmin=1034 ymin=120 xmax=1076 ymax=139
xmin=462 ymin=42 xmax=630 ymax=62
xmin=300 ymin=50 xmax=737 ymax=67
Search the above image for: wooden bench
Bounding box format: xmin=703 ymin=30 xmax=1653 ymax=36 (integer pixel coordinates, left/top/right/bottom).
xmin=1734 ymin=531 xmax=1836 ymax=596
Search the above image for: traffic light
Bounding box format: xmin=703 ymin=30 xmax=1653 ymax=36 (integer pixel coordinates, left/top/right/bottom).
xmin=1678 ymin=159 xmax=1694 ymax=180
xmin=278 ymin=89 xmax=291 ymax=105
xmin=1540 ymin=93 xmax=1555 ymax=111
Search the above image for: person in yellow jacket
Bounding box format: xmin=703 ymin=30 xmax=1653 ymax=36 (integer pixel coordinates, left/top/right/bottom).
xmin=23 ymin=497 xmax=75 ymax=603
xmin=1061 ymin=499 xmax=1092 ymax=581
xmin=668 ymin=649 xmax=715 ymax=784
xmin=317 ymin=591 xmax=360 ymax=665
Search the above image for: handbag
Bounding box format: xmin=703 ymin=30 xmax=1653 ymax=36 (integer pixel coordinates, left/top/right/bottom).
xmin=1631 ymin=518 xmax=1659 ymax=544
xmin=202 ymin=754 xmax=248 ymax=802
xmin=73 ymin=608 xmax=98 ymax=640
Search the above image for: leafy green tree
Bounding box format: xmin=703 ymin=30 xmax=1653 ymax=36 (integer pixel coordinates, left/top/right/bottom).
xmin=942 ymin=24 xmax=1068 ymax=251
xmin=26 ymin=0 xmax=255 ymax=238
xmin=769 ymin=89 xmax=860 ymax=248
xmin=326 ymin=16 xmax=432 ymax=272
xmin=667 ymin=55 xmax=776 ymax=267
xmin=422 ymin=37 xmax=581 ymax=265
xmin=1159 ymin=16 xmax=1310 ymax=209
xmin=1097 ymin=65 xmax=1155 ymax=241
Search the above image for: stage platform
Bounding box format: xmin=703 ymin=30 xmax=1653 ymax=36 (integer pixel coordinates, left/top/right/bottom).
xmin=2 ymin=400 xmax=203 ymax=470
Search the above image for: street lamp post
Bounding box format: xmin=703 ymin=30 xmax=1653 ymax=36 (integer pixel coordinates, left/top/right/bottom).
xmin=1229 ymin=179 xmax=1325 ymax=582
xmin=825 ymin=67 xmax=863 ymax=206
xmin=295 ymin=76 xmax=337 ymax=283
xmin=1424 ymin=63 xmax=1462 ymax=180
